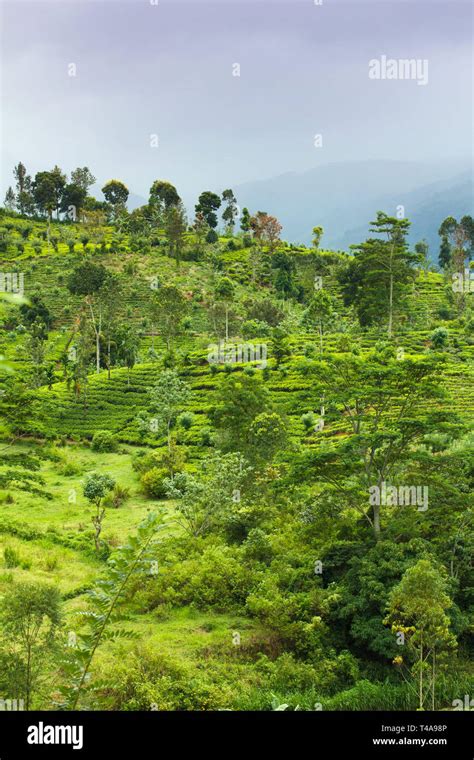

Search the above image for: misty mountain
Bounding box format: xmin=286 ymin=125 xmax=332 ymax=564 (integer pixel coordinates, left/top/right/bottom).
xmin=234 ymin=160 xmax=472 ymax=263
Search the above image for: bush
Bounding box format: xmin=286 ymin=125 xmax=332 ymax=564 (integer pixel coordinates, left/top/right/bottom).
xmin=178 ymin=412 xmax=194 ymax=430
xmin=4 ymin=546 xmax=21 ymax=568
xmin=104 ymin=484 xmax=131 ymax=509
xmin=243 ymin=529 xmax=273 ymax=564
xmin=431 ymin=327 xmax=449 ymax=349
xmin=141 ymin=468 xmax=168 ymax=499
xmin=301 ymin=412 xmax=316 ymax=431
xmin=91 ymin=430 xmax=118 ymax=452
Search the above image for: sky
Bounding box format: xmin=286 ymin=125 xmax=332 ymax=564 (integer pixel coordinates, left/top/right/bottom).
xmin=1 ymin=0 xmax=472 ymax=205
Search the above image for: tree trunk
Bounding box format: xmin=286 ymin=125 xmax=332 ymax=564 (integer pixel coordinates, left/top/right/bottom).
xmin=107 ymin=337 xmax=111 ymax=380
xmin=419 ymin=641 xmax=423 ymax=710
xmin=388 ymin=272 xmax=393 ymax=338
xmin=373 ymin=502 xmax=381 ymax=540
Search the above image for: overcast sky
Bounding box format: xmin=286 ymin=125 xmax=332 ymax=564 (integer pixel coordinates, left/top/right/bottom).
xmin=1 ymin=0 xmax=472 ymax=203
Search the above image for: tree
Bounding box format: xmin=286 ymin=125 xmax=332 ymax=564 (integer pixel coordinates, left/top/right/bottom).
xmin=300 ymin=350 xmax=462 ymax=539
xmin=163 ymin=202 xmax=187 ymax=268
xmin=272 ymin=326 xmax=291 ymax=367
xmin=195 ymin=191 xmax=221 ymax=229
xmin=384 ymin=559 xmax=457 ymax=710
xmin=166 ymin=451 xmax=251 ymax=537
xmin=33 ymin=172 xmax=56 ymax=223
xmin=438 ymin=215 xmax=474 ymax=271
xmin=115 ymin=322 xmax=140 ymax=385
xmin=240 ymin=207 xmax=251 ymax=233
xmin=102 ymin=180 xmax=129 ymax=218
xmin=145 ymin=369 xmax=190 ymax=451
xmin=221 ymin=189 xmax=238 ymax=233
xmin=272 ymin=251 xmax=296 ymax=298
xmin=101 ymin=274 xmax=122 ymax=379
xmin=414 ymin=239 xmax=429 ymax=271
xmin=49 ymin=165 xmax=67 ymax=218
xmin=25 ymin=318 xmax=49 ymax=388
xmin=302 ymin=289 xmax=337 ymax=354
xmin=4 ymin=186 xmax=16 ymax=211
xmin=59 ymin=512 xmax=167 ymax=710
xmin=19 ymin=295 xmax=53 ymax=331
xmin=70 ymin=166 xmax=96 ymax=193
xmin=13 ymin=162 xmax=35 ymax=216
xmin=438 ymin=236 xmax=451 ymax=270
xmin=83 ymin=473 xmax=116 ymax=551
xmin=149 ymin=180 xmax=180 ymax=215
xmin=214 ymin=277 xmax=235 ymax=340
xmin=312 ymin=226 xmax=324 ymax=250
xmin=0 ymin=583 xmax=61 ymax=710
xmin=150 ymin=285 xmax=187 ymax=353
xmin=60 ymin=183 xmax=87 ymax=221
xmin=67 ymin=262 xmax=109 ymax=374
xmin=338 ymin=212 xmax=419 ymax=337
xmin=248 ymin=411 xmax=287 ymax=468
xmin=192 ymin=211 xmax=209 ymax=256
xmin=250 ymin=212 xmax=282 ymax=254
xmin=212 ymin=373 xmax=271 ymax=454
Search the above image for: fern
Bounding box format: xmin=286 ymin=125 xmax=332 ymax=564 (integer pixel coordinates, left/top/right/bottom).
xmin=57 ymin=510 xmax=168 ymax=710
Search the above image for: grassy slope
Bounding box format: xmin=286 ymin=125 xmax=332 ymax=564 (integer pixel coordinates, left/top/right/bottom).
xmin=1 ymin=214 xmax=473 ymax=709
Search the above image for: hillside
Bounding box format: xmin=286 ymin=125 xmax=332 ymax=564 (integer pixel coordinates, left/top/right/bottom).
xmin=0 ymin=208 xmax=473 ymax=713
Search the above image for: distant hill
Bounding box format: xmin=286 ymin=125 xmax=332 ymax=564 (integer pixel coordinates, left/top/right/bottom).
xmin=234 ymin=160 xmax=473 ymax=264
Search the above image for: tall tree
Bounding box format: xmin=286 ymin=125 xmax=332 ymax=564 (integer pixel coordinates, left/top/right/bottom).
xmin=102 ymin=180 xmax=129 ymax=219
xmin=4 ymin=186 xmax=16 ymax=211
xmin=163 ymin=202 xmax=187 ymax=268
xmin=195 ymin=191 xmax=221 ymax=230
xmin=144 ymin=369 xmax=190 ymax=450
xmin=150 ymin=285 xmax=186 ymax=353
xmin=115 ymin=322 xmax=140 ymax=385
xmin=312 ymin=225 xmax=324 ymax=250
xmin=299 ymin=350 xmax=462 ymax=539
xmin=339 ymin=212 xmax=419 ymax=337
xmin=0 ymin=583 xmax=61 ymax=710
xmin=13 ymin=162 xmax=34 ymax=215
xmin=302 ymin=289 xmax=338 ymax=354
xmin=149 ymin=180 xmax=180 ymax=216
xmin=214 ymin=276 xmax=235 ymax=340
xmin=384 ymin=559 xmax=457 ymax=710
xmin=438 ymin=215 xmax=474 ymax=271
xmin=67 ymin=262 xmax=109 ymax=374
xmin=221 ymin=189 xmax=238 ymax=233
xmin=438 ymin=236 xmax=451 ymax=270
xmin=70 ymin=166 xmax=96 ymax=193
xmin=240 ymin=207 xmax=251 ymax=233
xmin=60 ymin=183 xmax=87 ymax=221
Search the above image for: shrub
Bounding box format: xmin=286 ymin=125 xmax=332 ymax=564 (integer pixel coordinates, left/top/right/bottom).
xmin=200 ymin=427 xmax=214 ymax=447
xmin=178 ymin=412 xmax=194 ymax=430
xmin=104 ymin=484 xmax=130 ymax=509
xmin=243 ymin=528 xmax=273 ymax=564
xmin=91 ymin=430 xmax=118 ymax=452
xmin=431 ymin=327 xmax=449 ymax=349
xmin=4 ymin=546 xmax=21 ymax=568
xmin=141 ymin=468 xmax=168 ymax=499
xmin=301 ymin=412 xmax=316 ymax=431
xmin=44 ymin=555 xmax=59 ymax=572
